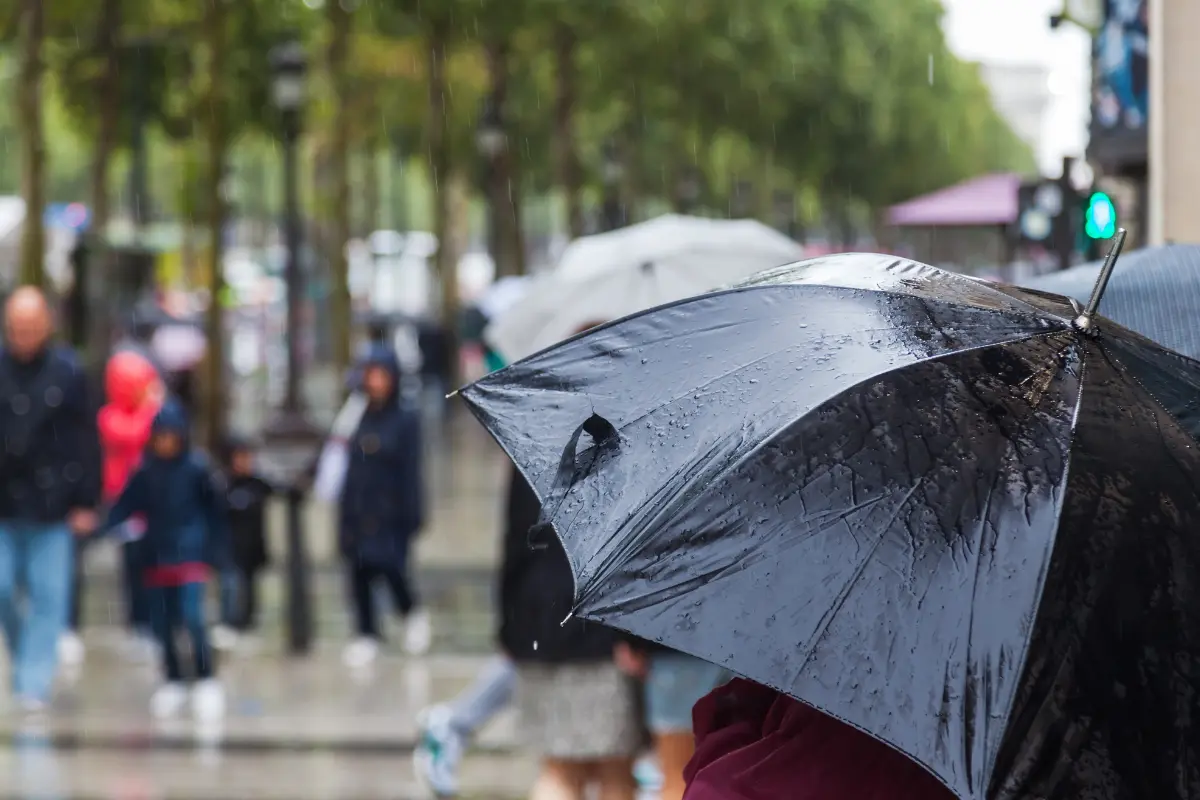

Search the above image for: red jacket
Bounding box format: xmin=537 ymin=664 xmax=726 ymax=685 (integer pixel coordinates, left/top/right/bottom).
xmin=98 ymin=351 xmax=162 ymax=502
xmin=684 ymin=679 xmax=956 ymax=800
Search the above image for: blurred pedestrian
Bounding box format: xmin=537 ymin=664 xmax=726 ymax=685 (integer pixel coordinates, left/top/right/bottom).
xmin=71 ymin=350 xmax=164 ymax=667
xmin=683 ymin=678 xmax=955 ymax=799
xmin=213 ymin=436 xmax=276 ymax=645
xmin=614 ymin=639 xmax=729 ymax=800
xmin=102 ymin=399 xmax=229 ymax=720
xmin=0 ymin=287 xmax=101 ymax=711
xmin=415 ymin=654 xmax=516 ymax=796
xmin=499 ymin=466 xmax=641 ymax=800
xmin=339 ymin=345 xmax=430 ymax=667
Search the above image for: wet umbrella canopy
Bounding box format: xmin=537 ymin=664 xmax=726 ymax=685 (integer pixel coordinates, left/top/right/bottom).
xmin=461 ymin=241 xmax=1200 ymax=800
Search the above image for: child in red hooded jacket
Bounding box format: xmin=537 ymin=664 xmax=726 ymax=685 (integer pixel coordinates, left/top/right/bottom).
xmin=65 ymin=351 xmax=164 ymax=664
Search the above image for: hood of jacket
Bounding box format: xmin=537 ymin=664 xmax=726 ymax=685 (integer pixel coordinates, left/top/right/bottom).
xmin=360 ymin=344 xmax=402 ymax=403
xmin=148 ymin=398 xmax=191 ymax=459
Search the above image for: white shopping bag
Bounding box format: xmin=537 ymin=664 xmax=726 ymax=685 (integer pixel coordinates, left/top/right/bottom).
xmin=313 ymin=392 xmax=368 ymax=503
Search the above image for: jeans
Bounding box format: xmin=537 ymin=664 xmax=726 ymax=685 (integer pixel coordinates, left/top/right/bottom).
xmin=448 ymin=654 xmax=517 ymax=737
xmin=220 ymin=566 xmax=261 ymax=631
xmin=348 ymin=561 xmax=417 ymax=639
xmin=0 ymin=521 xmax=73 ymax=700
xmin=218 ymin=568 xmax=240 ymax=629
xmin=147 ymin=583 xmax=213 ymax=682
xmin=644 ymin=653 xmax=731 ymax=734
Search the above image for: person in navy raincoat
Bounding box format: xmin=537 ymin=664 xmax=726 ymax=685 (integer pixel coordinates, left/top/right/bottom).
xmin=104 ymin=399 xmax=229 ymax=720
xmin=338 ymin=345 xmax=429 ymax=667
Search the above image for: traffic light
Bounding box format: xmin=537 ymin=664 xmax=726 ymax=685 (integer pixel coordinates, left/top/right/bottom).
xmin=1084 ymin=191 xmax=1117 ymax=239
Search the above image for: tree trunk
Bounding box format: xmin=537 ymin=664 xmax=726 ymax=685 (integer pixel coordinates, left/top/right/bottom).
xmin=201 ymin=0 xmax=230 ymax=452
xmin=86 ymin=0 xmax=121 ymax=367
xmin=17 ymin=0 xmax=46 ymax=288
xmin=485 ymin=40 xmax=523 ymax=277
xmin=427 ymin=23 xmax=459 ymax=386
xmin=361 ymin=148 xmax=380 ymax=238
xmin=552 ymin=23 xmax=584 ymax=240
xmin=327 ymin=0 xmax=353 ymax=382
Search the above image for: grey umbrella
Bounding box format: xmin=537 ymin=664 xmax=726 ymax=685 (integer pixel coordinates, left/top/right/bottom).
xmin=1021 ymin=244 xmax=1200 ymax=359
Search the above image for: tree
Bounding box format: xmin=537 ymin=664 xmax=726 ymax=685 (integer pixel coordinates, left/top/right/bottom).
xmin=16 ymin=0 xmax=46 ymax=287
xmin=200 ymin=0 xmax=230 ymax=452
xmin=326 ymin=0 xmax=354 ymax=381
xmin=80 ymin=0 xmax=122 ymax=365
xmin=552 ymin=21 xmax=583 ymax=239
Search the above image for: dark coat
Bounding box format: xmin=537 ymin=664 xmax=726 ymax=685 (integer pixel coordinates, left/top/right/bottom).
xmin=338 ymin=347 xmax=424 ymax=567
xmin=498 ymin=466 xmax=617 ymax=664
xmin=225 ymin=474 xmax=274 ymax=571
xmin=0 ymin=344 xmax=102 ymax=522
xmin=105 ymin=400 xmax=229 ymax=568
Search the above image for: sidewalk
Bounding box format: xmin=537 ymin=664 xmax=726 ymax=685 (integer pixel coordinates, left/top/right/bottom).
xmin=0 ymin=647 xmax=537 ymax=800
xmin=1 ymin=647 xmax=516 ymax=753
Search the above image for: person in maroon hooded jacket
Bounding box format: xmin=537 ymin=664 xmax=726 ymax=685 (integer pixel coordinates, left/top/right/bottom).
xmin=683 ymin=678 xmax=956 ymax=800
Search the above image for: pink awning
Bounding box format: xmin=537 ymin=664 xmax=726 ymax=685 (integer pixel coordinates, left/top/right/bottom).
xmin=886 ymin=173 xmax=1022 ymax=227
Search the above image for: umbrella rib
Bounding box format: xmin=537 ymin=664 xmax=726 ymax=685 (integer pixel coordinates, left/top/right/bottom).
xmin=784 ymin=478 xmax=925 ymax=689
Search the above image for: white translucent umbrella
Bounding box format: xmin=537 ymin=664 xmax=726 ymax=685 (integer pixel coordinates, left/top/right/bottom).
xmin=476 ymin=276 xmax=532 ymax=320
xmin=151 ymin=324 xmax=207 ymax=372
xmin=486 ymin=215 xmax=804 ymax=363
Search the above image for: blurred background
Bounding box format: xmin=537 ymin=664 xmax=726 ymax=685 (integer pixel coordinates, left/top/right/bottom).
xmin=0 ymin=0 xmax=1174 ymax=797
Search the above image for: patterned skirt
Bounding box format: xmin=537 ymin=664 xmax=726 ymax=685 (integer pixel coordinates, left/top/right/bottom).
xmin=516 ymin=661 xmax=643 ymax=760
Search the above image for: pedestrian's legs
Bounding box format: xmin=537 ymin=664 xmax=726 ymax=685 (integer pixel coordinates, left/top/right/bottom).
xmin=383 ymin=561 xmax=416 ymax=617
xmin=592 ymin=758 xmax=637 ymax=800
xmin=68 ymin=536 xmax=86 ymax=631
xmin=530 ymin=760 xmax=589 ymax=800
xmin=448 ymin=655 xmax=518 ymax=737
xmin=13 ymin=523 xmax=73 ymax=701
xmin=179 ymin=583 xmax=214 ymax=680
xmin=121 ymin=540 xmax=151 ymax=631
xmin=218 ymin=568 xmax=239 ymax=629
xmin=0 ymin=524 xmax=21 ymax=661
xmin=147 ymin=587 xmax=184 ymax=683
xmin=237 ymin=567 xmax=258 ymax=631
xmin=348 ymin=562 xmax=379 ymax=638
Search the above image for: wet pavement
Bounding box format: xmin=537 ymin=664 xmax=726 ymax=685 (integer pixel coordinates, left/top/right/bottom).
xmin=0 ymin=748 xmax=533 ymax=800
xmin=0 ymin=648 xmax=533 ymax=799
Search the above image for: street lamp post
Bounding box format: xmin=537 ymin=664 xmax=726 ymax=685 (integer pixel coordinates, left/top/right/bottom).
xmin=601 ymin=139 xmax=625 ymax=231
xmin=266 ymin=38 xmax=320 ymax=656
xmin=677 ymin=166 xmax=702 ymax=214
xmin=476 ymin=96 xmax=506 ymax=269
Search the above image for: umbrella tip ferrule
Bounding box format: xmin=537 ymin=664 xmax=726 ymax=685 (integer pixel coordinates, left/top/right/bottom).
xmin=1072 ymin=227 xmax=1127 ymax=336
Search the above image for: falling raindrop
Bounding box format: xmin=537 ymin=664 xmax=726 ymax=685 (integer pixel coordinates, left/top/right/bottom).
xmin=532 ymin=640 xmax=539 ymax=651
xmin=928 ymin=54 xmax=934 ymax=86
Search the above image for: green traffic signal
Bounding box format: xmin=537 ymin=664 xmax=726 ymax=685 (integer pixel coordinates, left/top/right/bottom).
xmin=1085 ymin=191 xmax=1117 ymax=239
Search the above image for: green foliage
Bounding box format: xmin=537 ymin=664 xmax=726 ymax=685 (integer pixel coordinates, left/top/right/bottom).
xmin=19 ymin=0 xmax=1034 ymax=233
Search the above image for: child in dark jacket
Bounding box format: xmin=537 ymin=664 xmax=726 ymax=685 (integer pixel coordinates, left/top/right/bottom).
xmin=218 ymin=437 xmax=275 ymax=636
xmin=104 ymin=399 xmax=229 ymax=720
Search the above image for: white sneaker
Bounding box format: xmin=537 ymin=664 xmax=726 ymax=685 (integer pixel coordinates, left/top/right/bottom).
xmin=403 ymin=611 xmax=432 ymax=656
xmin=58 ymin=632 xmax=85 ymax=667
xmin=342 ymin=637 xmax=379 ymax=669
xmin=151 ymin=683 xmax=188 ymax=719
xmin=211 ymin=625 xmax=239 ymax=651
xmin=414 ymin=705 xmax=463 ymax=797
xmin=191 ymin=680 xmax=225 ymax=721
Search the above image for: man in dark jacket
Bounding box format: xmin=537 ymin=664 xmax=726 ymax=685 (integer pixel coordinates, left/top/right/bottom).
xmin=0 ymin=287 xmax=101 ymax=710
xmin=339 ymin=345 xmax=429 ymax=666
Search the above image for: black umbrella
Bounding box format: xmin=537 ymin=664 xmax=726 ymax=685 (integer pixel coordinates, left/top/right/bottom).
xmin=461 ymin=235 xmax=1200 ymax=800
